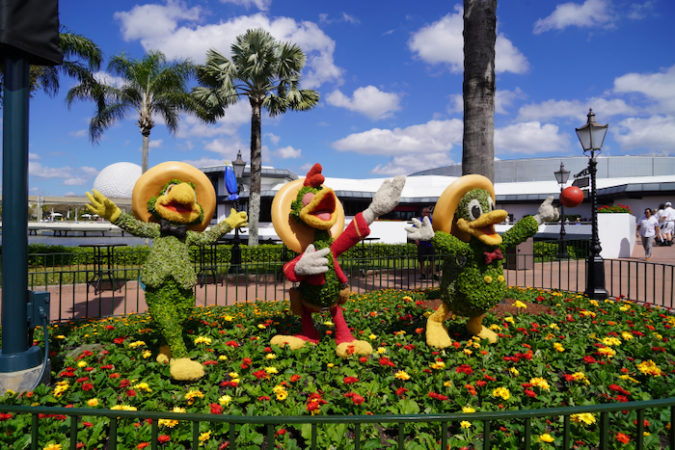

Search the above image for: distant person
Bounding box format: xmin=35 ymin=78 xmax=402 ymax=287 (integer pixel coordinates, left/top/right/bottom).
xmin=575 ymin=217 xmax=581 ymax=225
xmin=662 ymin=201 xmax=675 ymax=246
xmin=414 ymin=207 xmax=438 ymax=279
xmin=655 ymin=203 xmax=667 ymax=245
xmin=636 ymin=208 xmax=660 ymax=261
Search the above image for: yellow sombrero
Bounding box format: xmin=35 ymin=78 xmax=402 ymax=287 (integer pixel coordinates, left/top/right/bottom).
xmin=131 ymin=161 xmax=216 ymax=232
xmin=432 ymin=174 xmax=495 ymax=236
xmin=271 ymin=178 xmax=345 ymax=253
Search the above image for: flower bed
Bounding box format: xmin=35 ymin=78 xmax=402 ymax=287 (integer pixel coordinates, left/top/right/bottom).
xmin=1 ymin=287 xmax=673 ymax=449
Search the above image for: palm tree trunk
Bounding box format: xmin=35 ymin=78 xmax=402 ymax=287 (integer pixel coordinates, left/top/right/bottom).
xmin=141 ymin=131 xmax=150 ymax=173
xmin=247 ymin=101 xmax=263 ymax=246
xmin=462 ymin=0 xmax=497 ymax=181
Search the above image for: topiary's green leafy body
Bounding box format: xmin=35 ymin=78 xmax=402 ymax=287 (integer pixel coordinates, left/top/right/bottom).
xmin=297 ymin=229 xmax=343 ymax=308
xmin=433 ymin=215 xmax=538 ymax=317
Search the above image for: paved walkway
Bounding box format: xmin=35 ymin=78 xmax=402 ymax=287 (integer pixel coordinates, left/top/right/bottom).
xmin=2 ymin=242 xmax=674 ymax=322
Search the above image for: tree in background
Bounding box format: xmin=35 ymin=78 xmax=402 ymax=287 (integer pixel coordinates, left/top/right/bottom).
xmin=462 ymin=0 xmax=497 ymax=181
xmin=0 ymin=30 xmax=102 ymax=100
xmin=193 ymin=28 xmax=319 ymax=246
xmin=67 ymin=51 xmax=207 ymax=173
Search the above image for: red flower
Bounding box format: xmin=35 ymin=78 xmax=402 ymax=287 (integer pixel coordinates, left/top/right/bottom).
xmin=76 ymin=377 xmax=89 ymax=383
xmin=395 ymin=387 xmax=408 ymax=397
xmin=583 ymin=355 xmax=597 ymax=364
xmin=136 ymin=443 xmax=149 ymax=449
xmin=119 ymin=379 xmax=130 ymax=388
xmin=276 ymin=428 xmax=287 ymax=436
xmin=225 ymin=341 xmax=239 ymax=348
xmin=379 ymin=357 xmax=395 ymax=367
xmin=358 ymin=356 xmax=368 ymax=363
xmin=210 ymin=403 xmax=223 ymax=414
xmin=81 ymin=383 xmax=94 ymax=391
xmin=252 ymin=370 xmax=268 ymax=380
xmin=82 ymin=422 xmax=93 ymax=428
xmin=609 ymin=384 xmax=630 ymax=396
xmin=258 ymin=396 xmax=271 ymax=401
xmin=0 ymin=413 xmax=12 ymax=421
xmin=157 ymin=434 xmax=171 ymax=444
xmin=100 ymin=364 xmax=113 ymax=370
xmin=524 ymin=389 xmax=537 ymax=398
xmin=428 ymin=392 xmax=448 ymax=401
xmin=113 ymin=337 xmax=125 ymax=344
xmin=290 ymin=375 xmax=301 ymax=383
xmin=109 ymin=373 xmax=121 ymax=379
xmin=615 ymin=432 xmax=630 ymax=444
xmin=456 ymin=364 xmax=473 ymax=375
xmin=351 ymin=394 xmax=365 ymax=405
xmin=105 ymin=325 xmax=115 ymax=330
xmin=343 ymin=376 xmax=359 ymax=385
xmin=126 ymin=389 xmax=136 ymax=397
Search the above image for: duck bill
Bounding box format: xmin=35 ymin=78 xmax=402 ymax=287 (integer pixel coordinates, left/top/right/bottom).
xmin=460 ymin=209 xmax=508 ymax=246
xmin=156 ymin=183 xmax=201 ymax=224
xmin=299 ymin=188 xmax=338 ymax=230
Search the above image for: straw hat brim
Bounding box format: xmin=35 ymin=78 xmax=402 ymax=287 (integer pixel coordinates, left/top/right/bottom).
xmin=131 ymin=161 xmax=215 ymax=232
xmin=432 ymin=174 xmax=495 ymax=235
xmin=271 ymin=179 xmax=345 ymax=253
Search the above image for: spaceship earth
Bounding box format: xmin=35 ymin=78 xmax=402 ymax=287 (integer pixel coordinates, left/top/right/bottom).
xmin=92 ymin=162 xmax=142 ymax=198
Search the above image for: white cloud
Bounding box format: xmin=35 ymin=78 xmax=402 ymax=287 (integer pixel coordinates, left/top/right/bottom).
xmin=182 ymin=157 xmax=228 ymax=168
xmin=517 ymin=98 xmax=635 ymax=122
xmin=326 ymin=86 xmax=401 ymax=120
xmin=371 ymin=152 xmax=455 ymax=176
xmin=177 ymin=100 xmax=251 ymax=138
xmin=114 ymin=7 xmax=342 ymax=88
xmin=276 ymin=145 xmax=302 ymax=159
xmin=613 ymin=65 xmax=675 ymax=114
xmin=533 ymin=0 xmax=615 ymax=34
xmin=203 ymin=138 xmax=246 ymax=157
xmin=265 ymin=132 xmax=280 ymax=145
xmin=614 ymin=115 xmax=675 ymax=152
xmin=496 ymin=88 xmax=524 ymax=115
xmin=219 ymin=0 xmax=271 ymax=11
xmin=69 ymin=129 xmax=87 ymax=138
xmin=149 ymin=139 xmax=163 ymax=148
xmin=29 ymin=163 xmax=98 ymax=186
xmin=495 ymin=121 xmax=570 ymax=154
xmin=333 ymin=119 xmax=463 ymax=155
xmin=408 ymin=7 xmax=529 ymax=74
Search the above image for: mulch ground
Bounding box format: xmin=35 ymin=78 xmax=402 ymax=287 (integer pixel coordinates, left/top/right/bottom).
xmin=422 ymin=298 xmax=555 ymax=317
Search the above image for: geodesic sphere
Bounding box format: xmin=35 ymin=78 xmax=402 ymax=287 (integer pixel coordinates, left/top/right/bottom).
xmin=92 ymin=162 xmax=142 ymax=198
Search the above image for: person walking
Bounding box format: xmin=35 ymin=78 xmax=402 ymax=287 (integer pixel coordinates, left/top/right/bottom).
xmin=655 ymin=203 xmax=667 ymax=245
xmin=662 ymin=201 xmax=675 ymax=246
xmin=637 ymin=208 xmax=660 ymax=260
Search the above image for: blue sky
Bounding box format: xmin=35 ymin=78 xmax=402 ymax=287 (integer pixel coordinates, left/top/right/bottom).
xmin=21 ymin=0 xmax=675 ymax=196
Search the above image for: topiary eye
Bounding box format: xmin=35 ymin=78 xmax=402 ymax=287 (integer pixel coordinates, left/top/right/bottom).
xmin=164 ymin=183 xmax=177 ymax=195
xmin=487 ymin=196 xmax=494 ymax=211
xmin=468 ymin=199 xmax=482 ymax=221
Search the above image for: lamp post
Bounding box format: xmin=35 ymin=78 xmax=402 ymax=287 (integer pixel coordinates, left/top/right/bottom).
xmin=229 ymin=150 xmax=246 ymax=273
xmin=575 ymin=109 xmax=609 ymax=300
xmin=554 ymin=162 xmax=571 ymax=259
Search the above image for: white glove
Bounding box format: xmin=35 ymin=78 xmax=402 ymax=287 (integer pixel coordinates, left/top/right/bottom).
xmin=363 ymin=175 xmax=406 ymax=224
xmin=295 ymin=244 xmax=331 ymax=276
xmin=533 ymin=196 xmax=559 ymax=224
xmin=405 ymin=216 xmax=435 ymax=241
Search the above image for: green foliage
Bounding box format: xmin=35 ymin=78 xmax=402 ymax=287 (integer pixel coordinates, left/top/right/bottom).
xmin=597 ymin=204 xmax=633 ymax=214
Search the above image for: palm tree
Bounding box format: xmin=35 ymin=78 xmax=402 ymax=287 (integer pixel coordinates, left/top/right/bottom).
xmin=67 ymin=51 xmax=203 ymax=173
xmin=193 ymin=28 xmax=319 ymax=246
xmin=0 ymin=30 xmax=102 ymax=100
xmin=462 ymin=0 xmax=497 ymax=181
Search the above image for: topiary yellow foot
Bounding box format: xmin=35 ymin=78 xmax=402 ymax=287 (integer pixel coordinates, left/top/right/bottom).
xmin=336 ymin=340 xmax=373 ymax=358
xmin=270 ymin=335 xmax=311 ymax=350
xmin=156 ymin=345 xmax=172 ymax=364
xmin=426 ymin=303 xmax=453 ymax=348
xmin=466 ymin=314 xmax=498 ymax=343
xmin=169 ymin=358 xmax=205 ymax=381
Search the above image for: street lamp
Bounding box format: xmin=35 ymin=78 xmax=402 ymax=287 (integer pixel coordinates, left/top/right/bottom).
xmin=575 ymin=109 xmax=609 ymax=300
xmin=229 ymin=150 xmax=246 ymax=273
xmin=553 ymin=161 xmax=570 ymax=259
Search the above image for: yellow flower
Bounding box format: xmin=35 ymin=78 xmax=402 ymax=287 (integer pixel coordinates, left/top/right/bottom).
xmin=598 ymin=347 xmax=616 ymax=358
xmin=401 ymin=296 xmax=413 ymax=302
xmin=589 ymin=300 xmax=599 ymax=307
xmin=509 ymin=367 xmax=519 ymax=376
xmin=571 ymin=413 xmax=596 ymax=426
xmin=199 ymin=431 xmax=211 ymax=442
xmin=53 ymin=381 xmax=70 ymax=397
xmin=265 ymin=366 xmax=278 ymax=374
xmin=185 ymin=390 xmax=204 ymax=404
xmin=394 ymin=371 xmax=411 ymax=381
xmin=43 ymin=443 xmax=62 ymax=450
xmin=276 ymin=390 xmax=288 ymax=401
xmin=323 ymin=321 xmax=334 ymax=327
xmin=55 ymin=335 xmax=65 ymax=340
xmin=376 ymin=347 xmax=387 ymax=354
xmin=497 ymin=275 xmax=505 ymax=283
xmin=266 ymin=353 xmax=277 ymax=360
xmin=483 ymin=275 xmax=492 ymax=284
xmin=77 ymin=361 xmax=87 ymax=368
xmin=133 ymin=382 xmax=151 ymax=393
xmin=327 ymin=363 xmax=335 ymax=368
xmin=619 ymin=305 xmax=631 ymax=311
xmin=430 ymin=361 xmax=446 ymax=370
xmin=490 ymin=324 xmax=502 ymax=331
xmin=462 ymin=406 xmax=475 ymax=413
xmin=159 ymin=417 xmax=179 ymax=428
xmin=553 ymin=343 xmax=565 ymax=352
xmin=529 ymin=377 xmax=550 ymax=391
xmin=637 ymin=360 xmax=663 ymax=376
xmin=463 ymin=349 xmax=473 ymax=356
xmin=87 ymin=398 xmax=99 ymax=407
xmin=504 ymin=317 xmax=515 ymax=324
xmin=549 ymin=323 xmax=559 ymax=330
xmin=368 ymin=334 xmax=377 ymax=340
xmin=219 ymin=395 xmax=232 ymax=406
xmin=194 ymin=336 xmax=212 ymax=345
xmin=621 ymin=331 xmax=633 ymax=341
xmin=129 ymin=340 xmax=146 ymax=348
xmin=492 ymin=387 xmax=511 ymax=400
xmin=538 ymin=433 xmax=555 ymax=443
xmin=218 ymin=355 xmax=228 ymax=361
xmin=619 ymin=374 xmax=640 ymax=384
xmin=228 ymin=372 xmax=239 ymax=379
xmin=460 ymin=421 xmax=472 ymax=429
xmin=110 ymin=404 xmax=137 ymax=411
xmin=570 ymin=372 xmax=590 ymax=385
xmin=514 ymin=300 xmax=527 ymax=309
xmin=602 ymin=337 xmax=622 ymax=346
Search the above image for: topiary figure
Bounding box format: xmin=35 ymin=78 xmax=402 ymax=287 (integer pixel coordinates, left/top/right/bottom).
xmin=269 ymin=164 xmax=405 ymax=357
xmin=406 ymin=174 xmax=558 ymax=348
xmin=86 ymin=161 xmax=247 ymax=380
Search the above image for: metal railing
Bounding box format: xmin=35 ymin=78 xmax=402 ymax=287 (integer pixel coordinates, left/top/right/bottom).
xmin=2 ymin=397 xmax=674 ymax=449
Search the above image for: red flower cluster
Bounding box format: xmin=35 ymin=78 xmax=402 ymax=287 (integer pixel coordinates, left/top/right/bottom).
xmin=306 ymin=393 xmax=327 ymax=413
xmin=343 ymin=376 xmax=359 ymax=385
xmin=456 ymin=364 xmax=473 ymax=375
xmin=241 ymin=357 xmax=252 ymax=369
xmin=428 ymin=392 xmax=448 ymax=401
xmin=344 ymin=392 xmax=365 ymax=405
xmin=379 ymin=357 xmax=395 ymax=367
